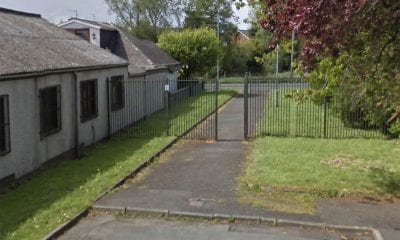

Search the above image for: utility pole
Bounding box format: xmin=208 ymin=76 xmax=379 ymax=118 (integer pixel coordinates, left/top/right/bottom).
xmin=214 ymin=7 xmax=220 ymax=141
xmin=275 ymin=44 xmax=279 ymax=107
xmin=290 ymin=30 xmax=295 ymax=79
xmin=275 ymin=43 xmax=279 ymax=78
xmin=216 ymin=8 xmax=220 ymax=83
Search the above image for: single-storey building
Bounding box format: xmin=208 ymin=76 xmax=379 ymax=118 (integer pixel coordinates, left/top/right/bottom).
xmin=58 ymin=18 xmax=180 ymax=91
xmin=58 ymin=18 xmax=182 ymax=125
xmin=0 ymin=8 xmax=131 ymax=184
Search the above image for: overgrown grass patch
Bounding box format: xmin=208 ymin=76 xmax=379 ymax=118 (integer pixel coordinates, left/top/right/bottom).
xmin=238 ymin=137 xmax=400 ymax=214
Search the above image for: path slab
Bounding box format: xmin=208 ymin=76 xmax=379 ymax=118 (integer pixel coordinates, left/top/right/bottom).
xmin=317 ymin=199 xmax=400 ymax=240
xmin=59 ymin=214 xmax=362 ymax=240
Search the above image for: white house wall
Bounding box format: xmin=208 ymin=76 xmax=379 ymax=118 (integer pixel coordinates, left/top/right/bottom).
xmin=60 ymin=22 xmax=100 ymax=46
xmin=90 ymin=28 xmax=101 ymax=47
xmin=75 ymin=67 xmax=127 ymax=145
xmin=168 ymin=70 xmax=178 ymax=93
xmin=111 ymin=71 xmax=167 ymax=133
xmin=0 ymin=66 xmax=128 ymax=180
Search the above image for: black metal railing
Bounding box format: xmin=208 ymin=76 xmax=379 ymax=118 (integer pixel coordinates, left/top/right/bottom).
xmin=108 ymin=79 xmax=218 ymax=140
xmin=244 ymin=77 xmax=387 ymax=139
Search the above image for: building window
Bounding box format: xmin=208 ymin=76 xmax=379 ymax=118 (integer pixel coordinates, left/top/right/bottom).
xmin=0 ymin=95 xmax=10 ymax=155
xmin=80 ymin=80 xmax=98 ymax=122
xmin=39 ymin=86 xmax=61 ymax=138
xmin=111 ymin=76 xmax=124 ymax=111
xmin=74 ymin=29 xmax=90 ymax=42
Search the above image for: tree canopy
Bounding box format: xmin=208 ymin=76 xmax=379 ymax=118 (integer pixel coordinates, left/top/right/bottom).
xmin=183 ymin=0 xmax=238 ymax=43
xmin=258 ymin=0 xmax=400 ymax=70
xmin=256 ymin=0 xmax=400 ymax=135
xmin=158 ymin=28 xmax=222 ymax=79
xmin=105 ymin=0 xmax=182 ymax=41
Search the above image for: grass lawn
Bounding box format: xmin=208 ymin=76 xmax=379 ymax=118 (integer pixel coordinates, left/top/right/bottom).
xmin=238 ymin=137 xmax=400 ymax=214
xmin=0 ymin=90 xmax=236 ymax=240
xmin=220 ymin=76 xmax=245 ymax=84
xmin=219 ymin=73 xmax=298 ymax=84
xmin=264 ymin=71 xmax=301 ymax=78
xmin=121 ymin=90 xmax=236 ymax=137
xmin=263 ymin=90 xmax=384 ymax=138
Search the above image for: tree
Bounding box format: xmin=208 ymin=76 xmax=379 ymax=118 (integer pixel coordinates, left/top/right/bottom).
xmin=158 ymin=28 xmax=223 ymax=79
xmin=256 ymin=0 xmax=400 ymax=134
xmin=183 ymin=0 xmax=238 ymax=44
xmin=257 ymin=0 xmax=400 ymax=73
xmin=105 ymin=0 xmax=180 ymax=41
xmin=222 ymin=42 xmax=252 ymax=74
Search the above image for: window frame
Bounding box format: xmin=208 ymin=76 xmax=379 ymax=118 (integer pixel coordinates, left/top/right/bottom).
xmin=39 ymin=85 xmax=62 ymax=139
xmin=80 ymin=79 xmax=98 ymax=122
xmin=110 ymin=75 xmax=125 ymax=111
xmin=0 ymin=95 xmax=10 ymax=156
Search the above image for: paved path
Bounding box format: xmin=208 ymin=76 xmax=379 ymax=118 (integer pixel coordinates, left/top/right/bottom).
xmin=59 ymin=215 xmax=357 ymax=240
xmin=94 ymin=96 xmax=318 ymax=222
xmin=61 ymin=96 xmax=400 ymax=239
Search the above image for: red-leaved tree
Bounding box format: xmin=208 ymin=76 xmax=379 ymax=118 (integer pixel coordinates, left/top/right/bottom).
xmin=259 ymin=0 xmax=399 ymax=69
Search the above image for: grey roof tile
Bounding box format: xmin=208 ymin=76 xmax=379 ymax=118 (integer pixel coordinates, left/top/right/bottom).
xmin=118 ymin=30 xmax=180 ymax=70
xmin=0 ymin=8 xmax=127 ymax=77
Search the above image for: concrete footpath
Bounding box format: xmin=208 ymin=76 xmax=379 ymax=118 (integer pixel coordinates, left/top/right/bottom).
xmin=60 ymin=96 xmax=400 ymax=239
xmin=58 ymin=214 xmax=363 ymax=240
xmin=94 ymin=96 xmax=318 ymax=222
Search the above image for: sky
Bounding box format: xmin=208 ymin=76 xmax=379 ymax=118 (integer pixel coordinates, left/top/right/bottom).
xmin=0 ymin=0 xmax=251 ymax=29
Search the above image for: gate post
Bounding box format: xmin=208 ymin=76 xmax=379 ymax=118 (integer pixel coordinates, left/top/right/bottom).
xmin=244 ymin=72 xmax=249 ymax=139
xmin=106 ymin=78 xmax=111 ymax=139
xmin=323 ymin=96 xmax=328 ymax=138
xmin=215 ymin=77 xmax=219 ymax=141
xmin=165 ymin=79 xmax=170 ymax=136
xmin=143 ymin=78 xmax=147 ymax=119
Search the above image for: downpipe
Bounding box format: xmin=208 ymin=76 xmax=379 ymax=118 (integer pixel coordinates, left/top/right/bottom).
xmin=73 ymin=72 xmax=80 ymax=158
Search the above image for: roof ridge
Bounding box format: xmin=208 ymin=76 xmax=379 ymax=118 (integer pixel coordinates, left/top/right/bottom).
xmin=70 ymin=17 xmax=106 ymax=24
xmin=0 ymin=7 xmax=41 ymax=18
xmin=61 ymin=18 xmax=117 ymax=30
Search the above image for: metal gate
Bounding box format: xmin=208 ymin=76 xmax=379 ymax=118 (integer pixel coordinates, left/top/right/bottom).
xmin=107 ymin=78 xmax=218 ymax=140
xmin=243 ymin=77 xmax=386 ymax=139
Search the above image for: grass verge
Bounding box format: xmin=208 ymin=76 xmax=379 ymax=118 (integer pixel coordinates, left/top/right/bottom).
xmin=238 ymin=137 xmax=400 ymax=214
xmin=0 ymin=90 xmax=236 ymax=240
xmin=263 ymin=91 xmax=384 ymax=138
xmin=220 ymin=77 xmax=245 ymax=84
xmin=121 ymin=90 xmax=236 ymax=137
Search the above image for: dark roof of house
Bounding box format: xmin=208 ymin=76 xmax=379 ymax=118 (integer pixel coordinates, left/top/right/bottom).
xmin=124 ymin=32 xmax=180 ymax=66
xmin=238 ymin=29 xmax=252 ymax=39
xmin=57 ymin=18 xmax=180 ymax=76
xmin=0 ymin=8 xmax=128 ymax=78
xmin=117 ymin=30 xmax=180 ymax=74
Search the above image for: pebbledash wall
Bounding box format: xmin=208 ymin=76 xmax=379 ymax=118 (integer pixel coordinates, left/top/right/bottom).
xmin=0 ymin=66 xmax=128 ymax=181
xmin=111 ymin=68 xmax=172 ymax=134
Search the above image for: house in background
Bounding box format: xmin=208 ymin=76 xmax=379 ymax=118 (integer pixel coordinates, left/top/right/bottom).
xmin=58 ymin=18 xmax=180 ymax=91
xmin=0 ymin=7 xmax=129 ymax=185
xmin=234 ymin=29 xmax=252 ymax=44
